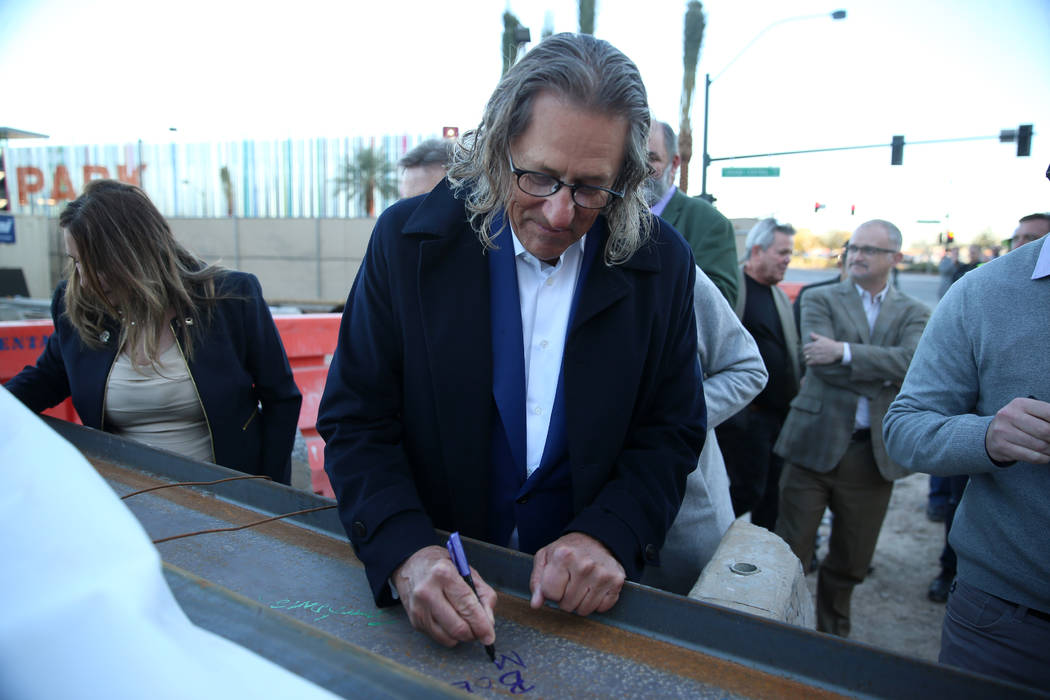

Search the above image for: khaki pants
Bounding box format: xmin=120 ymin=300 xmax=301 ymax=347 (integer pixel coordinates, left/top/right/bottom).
xmin=775 ymin=439 xmax=893 ymax=637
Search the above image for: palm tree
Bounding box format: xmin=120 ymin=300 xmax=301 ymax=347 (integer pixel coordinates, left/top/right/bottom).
xmin=502 ymin=12 xmax=523 ymax=76
xmin=578 ymin=0 xmax=595 ymax=34
xmin=333 ymin=146 xmax=399 ymax=218
xmin=678 ymin=1 xmax=705 ymax=194
xmin=219 ymin=165 xmax=235 ymax=216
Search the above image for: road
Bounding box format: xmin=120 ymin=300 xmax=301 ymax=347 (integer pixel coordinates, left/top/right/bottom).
xmin=784 ymin=268 xmax=941 ymax=309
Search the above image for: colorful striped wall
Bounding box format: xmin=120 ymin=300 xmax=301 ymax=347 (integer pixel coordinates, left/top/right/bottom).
xmin=3 ymin=133 xmax=433 ymax=219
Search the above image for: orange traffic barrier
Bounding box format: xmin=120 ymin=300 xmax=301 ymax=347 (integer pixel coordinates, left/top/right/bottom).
xmin=0 ymin=319 xmax=80 ymax=423
xmin=273 ymin=314 xmax=341 ymax=498
xmin=1 ymin=313 xmax=343 ymax=498
xmin=779 ymin=281 xmax=804 ymax=303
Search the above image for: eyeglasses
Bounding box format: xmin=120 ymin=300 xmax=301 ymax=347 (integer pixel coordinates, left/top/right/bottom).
xmin=508 ymin=154 xmax=623 ymax=210
xmin=846 ymin=244 xmax=898 ymax=256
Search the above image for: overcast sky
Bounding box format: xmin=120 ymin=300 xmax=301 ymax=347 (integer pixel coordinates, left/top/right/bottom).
xmin=2 ymin=0 xmax=1048 ymax=241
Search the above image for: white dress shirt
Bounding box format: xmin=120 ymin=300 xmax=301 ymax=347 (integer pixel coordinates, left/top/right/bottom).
xmin=841 ymin=283 xmax=888 ymax=430
xmin=511 ymin=231 xmax=585 ymax=477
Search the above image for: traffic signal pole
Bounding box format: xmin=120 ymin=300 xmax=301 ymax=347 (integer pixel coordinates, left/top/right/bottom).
xmin=707 ymin=132 xmax=1026 ymax=167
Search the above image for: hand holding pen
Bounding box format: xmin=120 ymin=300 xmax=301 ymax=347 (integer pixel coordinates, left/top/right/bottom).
xmin=390 ymin=540 xmax=497 ymax=655
xmin=447 ymin=532 xmax=497 ymax=661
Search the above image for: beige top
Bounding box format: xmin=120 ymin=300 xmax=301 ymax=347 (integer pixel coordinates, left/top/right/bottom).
xmin=104 ymin=342 xmax=213 ymax=462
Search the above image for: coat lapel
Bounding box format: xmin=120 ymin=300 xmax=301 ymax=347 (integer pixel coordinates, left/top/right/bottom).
xmin=870 ymin=285 xmax=902 ymax=345
xmin=836 ymin=279 xmax=871 ymax=343
xmin=413 ymin=191 xmax=494 ymax=530
xmin=570 ymin=222 xmax=658 ymax=334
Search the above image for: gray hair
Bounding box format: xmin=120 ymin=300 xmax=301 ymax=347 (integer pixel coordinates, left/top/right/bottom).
xmin=446 ymin=32 xmax=652 ymax=264
xmin=399 ymin=138 xmax=454 ymax=169
xmin=742 ymin=217 xmax=795 ymax=261
xmin=652 ymin=119 xmax=678 ymax=158
xmin=857 ymin=219 xmax=902 ymax=250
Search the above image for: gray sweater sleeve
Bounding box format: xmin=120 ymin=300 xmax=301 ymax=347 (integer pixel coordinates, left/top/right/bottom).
xmin=693 ymin=266 xmax=767 ymax=429
xmin=883 ymin=275 xmax=1001 ymax=475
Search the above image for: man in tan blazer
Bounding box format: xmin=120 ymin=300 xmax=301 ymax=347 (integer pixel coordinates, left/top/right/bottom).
xmin=774 ymin=219 xmax=930 ymax=637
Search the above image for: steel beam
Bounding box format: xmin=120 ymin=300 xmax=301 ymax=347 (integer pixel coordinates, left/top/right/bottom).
xmin=47 ymin=418 xmax=1043 ymax=699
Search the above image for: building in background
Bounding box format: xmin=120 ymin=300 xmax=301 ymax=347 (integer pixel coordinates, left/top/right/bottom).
xmin=2 ymin=133 xmax=445 ymax=220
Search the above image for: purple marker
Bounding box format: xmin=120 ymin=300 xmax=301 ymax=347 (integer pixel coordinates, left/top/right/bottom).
xmin=447 ymin=531 xmax=496 ymax=662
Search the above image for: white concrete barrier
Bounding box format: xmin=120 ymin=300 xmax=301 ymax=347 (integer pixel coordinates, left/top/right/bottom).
xmin=688 ymin=519 xmax=814 ymax=628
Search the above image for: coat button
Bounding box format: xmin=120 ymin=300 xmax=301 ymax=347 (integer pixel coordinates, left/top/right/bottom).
xmin=515 ymin=495 xmax=529 ymax=505
xmin=644 ymin=544 xmax=658 ymax=562
xmin=351 ymin=521 xmax=367 ymax=538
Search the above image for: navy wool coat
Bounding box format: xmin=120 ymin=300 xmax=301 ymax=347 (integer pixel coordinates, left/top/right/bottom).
xmin=6 ymin=271 xmax=302 ymax=484
xmin=318 ymin=181 xmax=707 ymax=604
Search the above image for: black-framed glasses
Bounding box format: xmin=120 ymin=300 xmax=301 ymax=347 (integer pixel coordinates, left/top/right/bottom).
xmin=846 ymin=244 xmax=897 ymax=256
xmin=508 ymin=154 xmax=623 ymax=210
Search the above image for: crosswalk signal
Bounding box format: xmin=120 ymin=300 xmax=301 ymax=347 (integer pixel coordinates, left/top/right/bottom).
xmin=891 ymin=135 xmax=904 ymax=166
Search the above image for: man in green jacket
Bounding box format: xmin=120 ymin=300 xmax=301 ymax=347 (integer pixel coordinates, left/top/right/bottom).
xmin=646 ymin=120 xmax=739 ymax=305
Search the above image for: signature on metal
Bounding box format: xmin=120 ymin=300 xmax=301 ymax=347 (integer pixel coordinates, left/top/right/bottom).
xmin=452 ymin=650 xmax=535 ymax=694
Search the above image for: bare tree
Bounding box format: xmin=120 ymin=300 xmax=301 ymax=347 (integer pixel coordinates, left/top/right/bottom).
xmin=678 ymin=1 xmax=705 ymax=194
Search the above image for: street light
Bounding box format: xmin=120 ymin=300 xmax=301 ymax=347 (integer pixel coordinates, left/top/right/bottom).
xmin=699 ymin=9 xmax=847 ymax=203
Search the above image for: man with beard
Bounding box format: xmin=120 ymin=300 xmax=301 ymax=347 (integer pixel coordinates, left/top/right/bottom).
xmin=646 ymin=120 xmax=738 ymax=305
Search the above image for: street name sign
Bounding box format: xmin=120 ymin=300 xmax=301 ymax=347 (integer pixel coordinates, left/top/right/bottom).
xmin=722 ymin=167 xmax=780 ymax=177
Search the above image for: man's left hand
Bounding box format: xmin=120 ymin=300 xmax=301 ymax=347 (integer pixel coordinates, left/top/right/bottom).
xmin=805 ymin=332 xmax=844 ymax=365
xmin=529 ymin=532 xmax=625 ymax=615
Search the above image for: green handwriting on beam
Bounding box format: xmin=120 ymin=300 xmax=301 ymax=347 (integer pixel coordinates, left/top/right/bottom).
xmin=722 ymin=167 xmax=780 ymax=177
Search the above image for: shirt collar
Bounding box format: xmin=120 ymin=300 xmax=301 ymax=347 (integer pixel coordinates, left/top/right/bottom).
xmin=854 ymin=282 xmax=889 ymax=303
xmin=1031 ymin=238 xmax=1050 ymax=279
xmin=649 ymin=184 xmax=676 ymax=217
xmin=510 ymin=225 xmax=586 ymax=270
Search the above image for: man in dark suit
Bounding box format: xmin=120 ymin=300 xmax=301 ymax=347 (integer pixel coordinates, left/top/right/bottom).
xmin=715 ymin=218 xmax=800 ymax=530
xmin=774 ymin=219 xmax=930 ymax=637
xmin=644 ymin=119 xmax=738 ymax=305
xmin=318 ymin=34 xmax=705 ymax=651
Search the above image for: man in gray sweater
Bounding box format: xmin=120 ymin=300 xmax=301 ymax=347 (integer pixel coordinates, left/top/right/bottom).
xmin=883 ymin=236 xmax=1050 ymax=689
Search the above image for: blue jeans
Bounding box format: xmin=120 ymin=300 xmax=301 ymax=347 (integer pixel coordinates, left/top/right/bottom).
xmin=941 ymin=579 xmax=1050 ymax=689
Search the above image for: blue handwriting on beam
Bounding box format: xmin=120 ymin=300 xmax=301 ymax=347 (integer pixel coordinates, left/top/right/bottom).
xmin=452 ymin=650 xmax=535 ymax=694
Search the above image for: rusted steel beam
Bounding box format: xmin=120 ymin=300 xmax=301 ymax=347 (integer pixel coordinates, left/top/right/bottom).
xmin=49 ymin=418 xmax=1041 ymax=700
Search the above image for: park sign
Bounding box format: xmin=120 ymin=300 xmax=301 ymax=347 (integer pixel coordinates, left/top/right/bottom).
xmin=722 ymin=167 xmax=780 ymax=177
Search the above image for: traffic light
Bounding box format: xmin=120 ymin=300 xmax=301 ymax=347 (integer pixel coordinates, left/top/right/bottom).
xmin=814 ymin=202 xmax=825 ymax=213
xmin=946 ymin=232 xmax=955 ymax=244
xmin=850 ymin=204 xmax=856 ymax=216
xmin=891 ymin=135 xmax=904 ymax=166
xmin=1017 ymin=124 xmax=1032 ymax=157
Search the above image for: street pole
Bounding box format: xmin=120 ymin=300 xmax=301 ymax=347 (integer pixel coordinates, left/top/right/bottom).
xmin=700 ymin=73 xmax=712 ymax=203
xmin=699 ymin=9 xmax=846 ymax=204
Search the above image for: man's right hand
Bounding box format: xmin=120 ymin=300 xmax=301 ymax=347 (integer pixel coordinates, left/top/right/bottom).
xmin=392 ymin=545 xmax=497 ymax=648
xmin=984 ymin=397 xmax=1050 ymax=464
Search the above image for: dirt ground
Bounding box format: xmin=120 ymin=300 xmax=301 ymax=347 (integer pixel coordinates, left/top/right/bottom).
xmin=806 ymin=471 xmax=946 ymax=662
